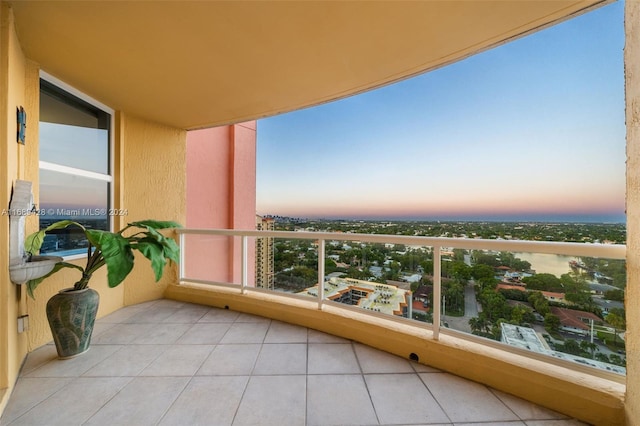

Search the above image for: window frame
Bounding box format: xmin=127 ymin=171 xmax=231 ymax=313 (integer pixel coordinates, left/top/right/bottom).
xmin=39 ymin=71 xmax=115 ymax=261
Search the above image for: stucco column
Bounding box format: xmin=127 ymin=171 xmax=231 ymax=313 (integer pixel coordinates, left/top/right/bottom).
xmin=625 ymin=0 xmax=640 ymax=424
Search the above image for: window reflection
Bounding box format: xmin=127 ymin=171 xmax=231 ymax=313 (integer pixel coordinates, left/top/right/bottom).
xmin=39 ymin=78 xmax=112 ymax=256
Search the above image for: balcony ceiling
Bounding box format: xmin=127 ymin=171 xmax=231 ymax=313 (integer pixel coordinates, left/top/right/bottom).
xmin=10 ymin=0 xmax=607 ymax=130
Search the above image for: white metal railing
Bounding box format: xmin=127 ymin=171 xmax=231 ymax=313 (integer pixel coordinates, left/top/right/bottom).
xmin=176 ymin=228 xmax=626 ymax=379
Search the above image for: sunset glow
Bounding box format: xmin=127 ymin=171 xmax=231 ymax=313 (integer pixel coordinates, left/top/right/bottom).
xmin=257 ymin=2 xmax=625 ymax=223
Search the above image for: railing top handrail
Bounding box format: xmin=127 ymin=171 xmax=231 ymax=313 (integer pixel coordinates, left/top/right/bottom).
xmin=176 ymin=228 xmax=626 ymax=259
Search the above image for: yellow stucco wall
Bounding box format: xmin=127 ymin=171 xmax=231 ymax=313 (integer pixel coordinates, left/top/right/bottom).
xmin=25 ymin=114 xmax=186 ymax=349
xmin=625 ymin=1 xmax=639 ymax=424
xmin=0 ymin=2 xmax=186 ymax=414
xmin=0 ymin=3 xmax=27 ymax=413
xmin=118 ymin=113 xmax=186 ymax=306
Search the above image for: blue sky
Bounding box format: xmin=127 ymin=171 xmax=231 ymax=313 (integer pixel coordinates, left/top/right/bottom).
xmin=256 ymin=1 xmax=625 ymax=223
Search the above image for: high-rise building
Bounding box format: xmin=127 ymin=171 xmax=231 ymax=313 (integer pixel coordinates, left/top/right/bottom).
xmin=256 ymin=215 xmax=275 ymax=290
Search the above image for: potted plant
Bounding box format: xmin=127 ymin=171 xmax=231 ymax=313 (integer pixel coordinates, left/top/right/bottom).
xmin=25 ymin=219 xmax=181 ymax=358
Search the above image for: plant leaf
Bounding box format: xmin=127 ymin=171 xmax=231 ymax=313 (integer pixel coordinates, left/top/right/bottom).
xmin=24 ymin=220 xmax=85 ymax=255
xmin=160 ymin=237 xmax=180 ymax=264
xmin=129 ymin=220 xmax=182 ymax=231
xmin=86 ymin=229 xmax=134 ymax=288
xmin=136 ymin=240 xmax=166 ymax=281
xmin=138 ymin=226 xmax=180 ymax=264
xmin=26 ymin=261 xmax=84 ymax=299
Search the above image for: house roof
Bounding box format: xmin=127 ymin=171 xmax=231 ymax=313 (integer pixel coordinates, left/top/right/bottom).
xmin=497 ymin=283 xmax=527 ymax=292
xmin=9 ymin=0 xmax=608 ymax=130
xmin=550 ymin=307 xmax=601 ymax=330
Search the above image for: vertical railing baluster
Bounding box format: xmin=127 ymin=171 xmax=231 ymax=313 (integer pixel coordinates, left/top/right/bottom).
xmin=179 ymin=232 xmax=185 ymax=282
xmin=318 ymin=239 xmax=325 ymax=310
xmin=433 ymin=245 xmax=442 ymax=340
xmin=241 ymin=235 xmax=248 ymax=294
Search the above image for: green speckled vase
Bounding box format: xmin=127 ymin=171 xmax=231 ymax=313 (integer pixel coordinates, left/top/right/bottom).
xmin=46 ymin=288 xmax=100 ymax=359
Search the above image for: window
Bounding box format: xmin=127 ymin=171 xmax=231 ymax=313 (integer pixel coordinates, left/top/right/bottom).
xmin=38 ymin=74 xmax=113 ymax=256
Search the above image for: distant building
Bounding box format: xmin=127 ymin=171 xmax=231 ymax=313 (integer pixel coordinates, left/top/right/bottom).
xmin=496 ymin=283 xmax=566 ymax=304
xmin=541 ymin=291 xmax=566 ymax=304
xmin=550 ymin=307 xmax=602 ymax=334
xmin=500 ymin=323 xmax=625 ymax=374
xmin=300 ymin=277 xmax=412 ymax=318
xmin=256 ymin=215 xmax=275 ymax=290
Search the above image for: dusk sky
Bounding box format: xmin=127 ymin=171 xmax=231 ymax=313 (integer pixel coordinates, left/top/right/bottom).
xmin=256 ymin=1 xmax=625 ymax=223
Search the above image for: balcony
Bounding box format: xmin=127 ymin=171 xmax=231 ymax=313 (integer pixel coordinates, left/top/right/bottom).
xmin=1 ymin=229 xmax=625 ymax=425
xmin=2 ymin=299 xmax=588 ymax=425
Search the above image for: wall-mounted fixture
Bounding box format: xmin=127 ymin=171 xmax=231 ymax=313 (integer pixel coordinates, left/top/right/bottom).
xmin=8 ymin=180 xmax=62 ymax=284
xmin=17 ymin=106 xmax=26 ymax=144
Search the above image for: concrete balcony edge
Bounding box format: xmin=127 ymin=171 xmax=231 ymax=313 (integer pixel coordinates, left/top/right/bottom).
xmin=165 ymin=283 xmax=625 ymax=426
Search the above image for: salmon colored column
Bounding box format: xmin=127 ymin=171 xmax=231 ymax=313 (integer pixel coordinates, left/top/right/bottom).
xmin=186 ymin=122 xmax=257 ymax=286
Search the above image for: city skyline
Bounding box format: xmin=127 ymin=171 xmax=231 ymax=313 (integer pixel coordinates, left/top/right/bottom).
xmin=256 ymin=1 xmax=625 ymax=223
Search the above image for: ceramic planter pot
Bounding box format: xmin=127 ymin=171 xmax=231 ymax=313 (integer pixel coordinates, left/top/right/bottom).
xmin=46 ymin=288 xmax=99 ymax=359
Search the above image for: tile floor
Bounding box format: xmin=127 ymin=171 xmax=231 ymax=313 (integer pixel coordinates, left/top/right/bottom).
xmin=1 ymin=299 xmax=588 ymax=426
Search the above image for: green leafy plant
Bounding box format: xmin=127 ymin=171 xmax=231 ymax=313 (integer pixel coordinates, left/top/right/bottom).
xmin=25 ymin=220 xmax=181 ymax=298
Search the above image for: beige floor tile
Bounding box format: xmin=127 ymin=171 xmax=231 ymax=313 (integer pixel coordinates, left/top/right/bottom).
xmin=84 ymin=376 xmax=190 ymax=425
xmin=140 ymin=344 xmax=214 ymax=377
xmin=159 ymin=376 xmax=249 ymax=426
xmin=24 ymin=345 xmax=121 ymax=378
xmin=90 ymin=323 xmax=157 ymax=344
xmin=492 ymin=389 xmax=568 ymax=420
xmin=233 ymin=375 xmax=306 ymax=426
xmin=365 ymin=373 xmax=450 ymax=424
xmin=0 ymin=377 xmax=73 ymax=424
xmin=98 ymin=304 xmax=150 ymax=323
xmin=308 ymin=343 xmax=361 ymax=374
xmin=161 ymin=303 xmax=210 ymax=323
xmin=7 ymin=377 xmax=131 ymax=426
xmin=219 ymin=322 xmax=269 ymax=344
xmin=420 ymin=372 xmax=519 ymax=423
xmin=454 ymin=422 xmax=525 ymax=426
xmin=264 ymin=320 xmax=308 ymax=343
xmin=198 ymin=308 xmax=240 ymax=323
xmin=307 ymin=374 xmax=378 ymax=426
xmin=124 ymin=305 xmax=183 ymax=323
xmin=353 ymin=343 xmax=414 ymax=373
xmin=197 ymin=344 xmax=261 ymax=375
xmin=135 ymin=323 xmax=192 ymax=344
xmin=18 ymin=345 xmax=58 ymax=376
xmin=177 ymin=322 xmax=232 ymax=344
xmin=253 ymin=343 xmax=307 ymax=375
xmin=82 ymin=344 xmax=166 ymax=377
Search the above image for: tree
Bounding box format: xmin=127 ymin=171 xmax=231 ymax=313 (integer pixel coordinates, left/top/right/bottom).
xmin=608 ymin=354 xmax=626 ymax=367
xmin=510 ymin=304 xmax=532 ymax=325
xmin=606 ymin=308 xmax=626 ymax=348
xmin=471 ymin=263 xmax=494 ymax=281
xmin=472 ymin=251 xmax=500 ymax=267
xmin=604 ymin=289 xmax=624 ymax=302
xmin=528 ymin=291 xmax=550 ymax=316
xmin=522 ymin=273 xmax=562 ymax=292
xmin=561 ymin=339 xmax=581 ymax=356
xmin=444 ymin=281 xmax=465 ymax=315
xmin=579 ymin=340 xmax=598 ymax=359
xmin=479 ymin=289 xmax=510 ymax=323
xmin=469 ymin=315 xmax=491 ymax=336
xmin=450 ymin=261 xmax=472 ymax=282
xmin=544 ymin=313 xmax=561 ymax=333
